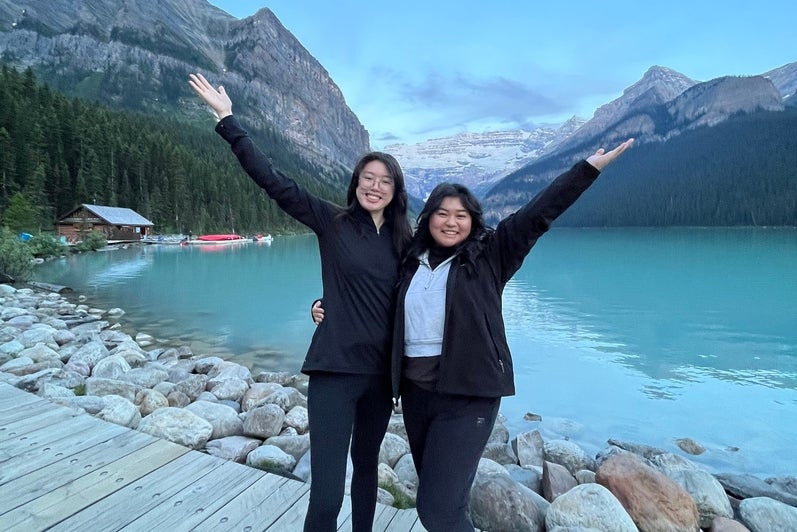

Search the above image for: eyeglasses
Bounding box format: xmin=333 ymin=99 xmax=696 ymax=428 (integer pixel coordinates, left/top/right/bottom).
xmin=359 ymin=173 xmax=395 ymax=190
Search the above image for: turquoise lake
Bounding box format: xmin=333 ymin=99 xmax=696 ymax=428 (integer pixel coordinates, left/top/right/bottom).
xmin=32 ymin=227 xmax=797 ymax=478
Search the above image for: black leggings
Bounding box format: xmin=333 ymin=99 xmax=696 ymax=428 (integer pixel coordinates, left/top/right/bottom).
xmin=401 ymin=379 xmax=501 ymax=532
xmin=303 ymin=372 xmax=393 ymax=532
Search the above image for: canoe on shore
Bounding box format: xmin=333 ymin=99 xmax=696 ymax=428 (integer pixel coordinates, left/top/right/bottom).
xmin=196 ymin=234 xmax=246 ymax=241
xmin=185 ymin=234 xmax=249 ymax=246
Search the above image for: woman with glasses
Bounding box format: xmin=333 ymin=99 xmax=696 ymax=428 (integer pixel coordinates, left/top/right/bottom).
xmin=189 ymin=73 xmax=412 ymax=532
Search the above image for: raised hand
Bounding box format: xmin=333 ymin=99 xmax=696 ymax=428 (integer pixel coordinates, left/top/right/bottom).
xmin=188 ymin=73 xmax=233 ymax=120
xmin=586 ymin=138 xmax=634 ymax=171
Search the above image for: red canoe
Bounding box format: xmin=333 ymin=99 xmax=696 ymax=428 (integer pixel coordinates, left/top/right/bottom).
xmin=196 ymin=234 xmax=245 ymax=241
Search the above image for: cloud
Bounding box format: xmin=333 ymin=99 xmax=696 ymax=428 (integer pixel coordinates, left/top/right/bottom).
xmin=400 ymin=71 xmax=566 ymax=128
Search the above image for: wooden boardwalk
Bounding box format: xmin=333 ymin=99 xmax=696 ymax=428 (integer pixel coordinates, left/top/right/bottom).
xmin=0 ymin=383 xmax=424 ymax=531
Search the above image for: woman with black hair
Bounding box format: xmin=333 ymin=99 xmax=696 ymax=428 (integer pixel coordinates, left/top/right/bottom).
xmin=392 ymin=140 xmax=633 ymax=531
xmin=189 ymin=73 xmax=412 ymax=532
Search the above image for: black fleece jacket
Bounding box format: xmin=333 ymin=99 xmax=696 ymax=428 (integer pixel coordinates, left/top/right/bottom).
xmin=216 ymin=115 xmax=400 ymax=376
xmin=391 ymin=160 xmax=601 ymax=399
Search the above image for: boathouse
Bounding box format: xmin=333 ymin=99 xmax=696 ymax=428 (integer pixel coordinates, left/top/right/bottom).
xmin=55 ymin=204 xmax=154 ymax=242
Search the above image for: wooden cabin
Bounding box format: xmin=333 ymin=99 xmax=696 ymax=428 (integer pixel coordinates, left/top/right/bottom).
xmin=56 ymin=204 xmax=154 ymax=242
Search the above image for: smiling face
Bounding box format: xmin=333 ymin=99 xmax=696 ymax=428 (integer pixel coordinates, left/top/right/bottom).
xmin=355 ymin=160 xmax=395 ymax=219
xmin=429 ymin=196 xmax=472 ymax=248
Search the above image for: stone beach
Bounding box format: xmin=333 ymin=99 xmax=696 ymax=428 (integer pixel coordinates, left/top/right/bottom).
xmin=1 ymin=282 xmax=796 ymax=531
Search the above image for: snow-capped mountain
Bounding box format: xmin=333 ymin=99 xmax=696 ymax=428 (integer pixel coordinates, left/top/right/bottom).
xmin=386 ymin=116 xmax=585 ymax=199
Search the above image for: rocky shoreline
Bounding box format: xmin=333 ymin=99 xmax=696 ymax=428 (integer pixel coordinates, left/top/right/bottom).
xmin=1 ymin=283 xmax=796 ymax=531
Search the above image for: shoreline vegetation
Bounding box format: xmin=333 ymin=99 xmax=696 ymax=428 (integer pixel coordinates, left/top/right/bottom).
xmin=2 ymin=282 xmax=796 ymax=530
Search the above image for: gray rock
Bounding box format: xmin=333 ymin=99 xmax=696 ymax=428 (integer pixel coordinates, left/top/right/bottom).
xmin=97 ymin=394 xmax=141 ymax=428
xmin=482 ymin=441 xmax=519 ymax=465
xmin=650 ymin=452 xmax=733 ymax=528
xmin=717 ymin=473 xmax=797 ymax=507
xmin=284 ymin=405 xmax=309 ymax=433
xmin=514 ymin=429 xmax=545 ymax=468
xmin=394 ymin=453 xmax=419 ymax=487
xmin=209 ymin=378 xmax=249 ymax=402
xmin=738 ymin=496 xmax=797 ymax=532
xmin=246 ymin=444 xmax=296 ymax=475
xmin=69 ymin=340 xmax=110 ymax=369
xmin=264 ymin=433 xmax=311 ymax=463
xmin=544 ymin=439 xmax=596 ymax=475
xmin=379 ymin=432 xmax=410 ymax=468
xmin=135 ymin=388 xmax=169 ymax=416
xmin=206 ymin=435 xmax=262 ymax=463
xmin=256 ymin=387 xmax=307 ymax=412
xmin=84 ymin=377 xmax=142 ymax=403
xmin=470 ymin=473 xmax=547 ymax=532
xmin=185 ymin=400 xmax=244 ymax=440
xmin=91 ymin=354 xmax=131 ymax=379
xmin=137 ymin=406 xmax=213 ymax=449
xmin=546 ymin=482 xmax=637 ymax=531
xmin=243 ymin=403 xmax=285 ymax=439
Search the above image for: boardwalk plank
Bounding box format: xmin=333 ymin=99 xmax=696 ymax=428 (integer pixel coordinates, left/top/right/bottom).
xmin=387 ymin=508 xmax=427 ymax=531
xmin=0 ymin=395 xmax=52 ymax=420
xmin=116 ymin=456 xmax=265 ymax=531
xmin=0 ymin=413 xmax=117 ymax=469
xmin=266 ymin=489 xmax=311 ymax=531
xmin=372 ymin=504 xmax=401 ymax=531
xmin=50 ymin=451 xmax=226 ymax=531
xmin=194 ymin=473 xmax=299 ymax=531
xmin=0 ymin=438 xmax=188 ymax=531
xmin=0 ymin=399 xmax=72 ymax=432
xmin=0 ymin=404 xmax=91 ymax=438
xmin=0 ymin=383 xmax=43 ymax=410
xmin=0 ymin=428 xmax=158 ymax=513
xmin=0 ymin=415 xmax=128 ymax=485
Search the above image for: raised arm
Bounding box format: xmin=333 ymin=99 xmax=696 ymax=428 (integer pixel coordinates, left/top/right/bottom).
xmin=494 ymin=138 xmax=634 ymax=281
xmin=188 ymin=73 xmax=335 ymax=232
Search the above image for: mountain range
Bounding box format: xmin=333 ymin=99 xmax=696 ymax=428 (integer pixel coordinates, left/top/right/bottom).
xmin=0 ymin=0 xmax=367 ymax=179
xmin=1 ymin=0 xmax=795 ymax=226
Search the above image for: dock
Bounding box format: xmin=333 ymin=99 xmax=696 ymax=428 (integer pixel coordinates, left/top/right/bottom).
xmin=0 ymin=383 xmax=424 ymax=531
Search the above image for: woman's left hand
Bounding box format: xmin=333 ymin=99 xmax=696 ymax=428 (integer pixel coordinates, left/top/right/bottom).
xmin=586 ymin=138 xmax=634 ymax=171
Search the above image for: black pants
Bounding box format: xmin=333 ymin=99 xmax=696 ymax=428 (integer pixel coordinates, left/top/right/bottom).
xmin=303 ymin=372 xmax=393 ymax=532
xmin=401 ymin=379 xmax=501 ymax=532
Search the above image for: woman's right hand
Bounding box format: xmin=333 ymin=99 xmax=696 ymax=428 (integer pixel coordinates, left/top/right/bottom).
xmin=188 ymin=73 xmax=233 ymax=120
xmin=311 ymin=299 xmax=325 ymax=325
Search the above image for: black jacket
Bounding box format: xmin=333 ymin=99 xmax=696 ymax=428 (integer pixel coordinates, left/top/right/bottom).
xmin=217 ymin=116 xmax=400 ymax=376
xmin=391 ymin=160 xmax=601 ymax=399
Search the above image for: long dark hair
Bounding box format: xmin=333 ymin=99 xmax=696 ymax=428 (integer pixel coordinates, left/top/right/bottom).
xmin=344 ymin=151 xmax=412 ymax=254
xmin=404 ymin=182 xmax=490 ymax=261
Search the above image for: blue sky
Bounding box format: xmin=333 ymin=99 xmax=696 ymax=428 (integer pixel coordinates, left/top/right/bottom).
xmin=207 ymin=1 xmax=796 ymax=148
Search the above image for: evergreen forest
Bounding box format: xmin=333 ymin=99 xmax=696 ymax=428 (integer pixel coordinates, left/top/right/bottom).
xmin=0 ymin=64 xmax=350 ymax=236
xmin=488 ymin=109 xmax=797 ymax=227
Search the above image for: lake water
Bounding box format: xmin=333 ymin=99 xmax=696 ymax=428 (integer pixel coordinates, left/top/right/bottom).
xmin=32 ymin=228 xmax=797 ymax=478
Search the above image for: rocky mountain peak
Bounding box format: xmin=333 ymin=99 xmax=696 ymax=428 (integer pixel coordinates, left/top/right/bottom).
xmin=386 ymin=118 xmax=585 ymax=199
xmin=0 ymin=0 xmax=368 ymax=170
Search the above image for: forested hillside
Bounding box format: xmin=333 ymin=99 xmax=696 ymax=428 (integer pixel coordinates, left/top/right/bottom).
xmin=555 ymin=109 xmax=797 ymax=226
xmin=0 ymin=65 xmax=350 ymax=235
xmin=486 ymin=108 xmax=797 ymax=227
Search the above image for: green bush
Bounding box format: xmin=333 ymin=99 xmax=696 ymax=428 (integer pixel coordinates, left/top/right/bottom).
xmin=0 ymin=227 xmax=34 ymax=281
xmin=379 ymin=482 xmax=415 ymax=510
xmin=73 ymin=231 xmax=107 ymax=252
xmin=27 ymin=234 xmax=67 ymax=258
